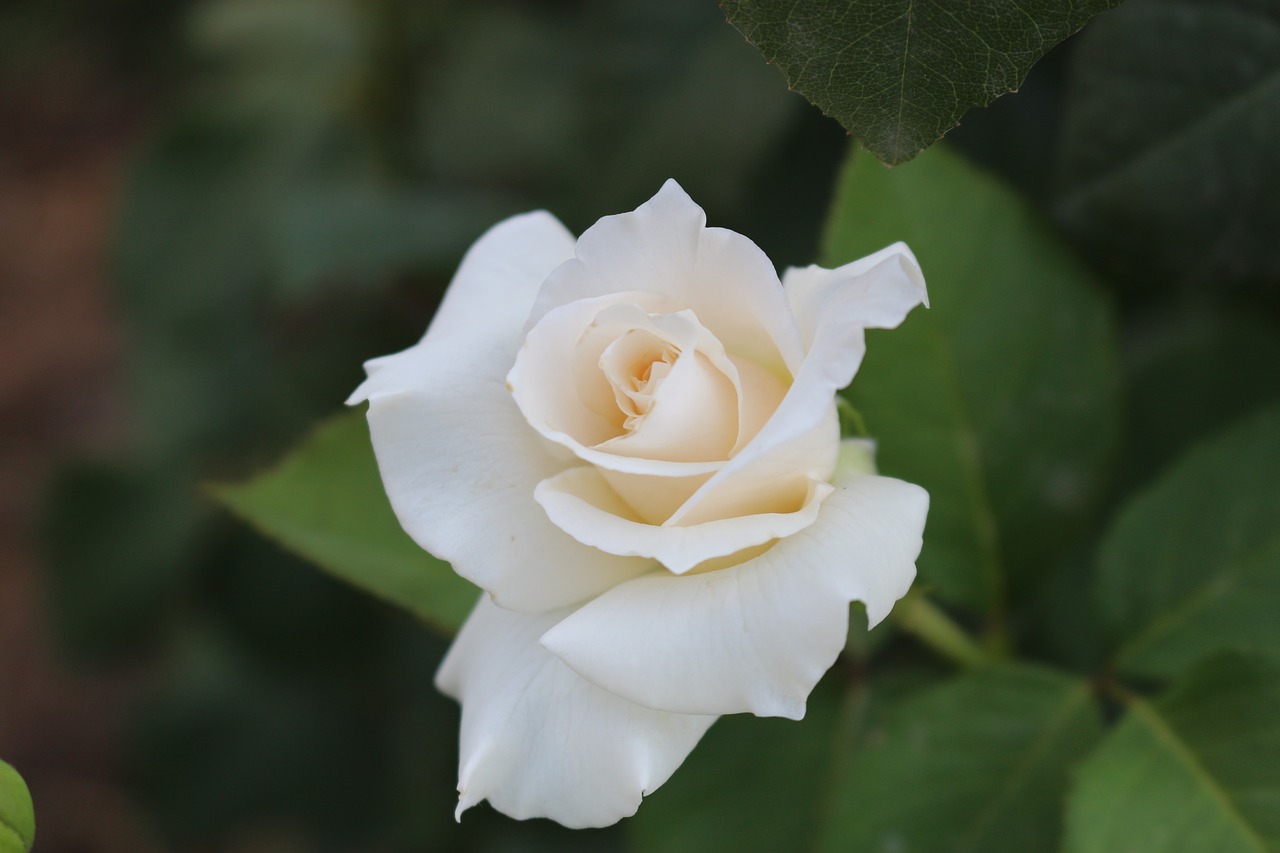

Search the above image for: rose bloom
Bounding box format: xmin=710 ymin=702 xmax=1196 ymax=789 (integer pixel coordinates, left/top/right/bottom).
xmin=349 ymin=181 xmax=929 ymax=828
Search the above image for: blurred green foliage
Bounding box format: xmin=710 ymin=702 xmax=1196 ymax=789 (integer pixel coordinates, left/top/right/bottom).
xmin=30 ymin=0 xmax=1280 ymax=849
xmin=1056 ymin=0 xmax=1280 ymax=292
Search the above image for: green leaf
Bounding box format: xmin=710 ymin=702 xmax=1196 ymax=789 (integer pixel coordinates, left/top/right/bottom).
xmin=630 ymin=678 xmax=848 ymax=853
xmin=1099 ymin=405 xmax=1280 ymax=680
xmin=720 ymin=0 xmax=1122 ymax=165
xmin=825 ymin=145 xmax=1121 ymax=612
xmin=630 ymin=669 xmax=938 ymax=853
xmin=1056 ymin=0 xmax=1280 ymax=290
xmin=1065 ymin=651 xmax=1280 ymax=852
xmin=633 ymin=665 xmax=1097 ymax=853
xmin=820 ymin=665 xmax=1102 ymax=852
xmin=211 ymin=410 xmax=477 ymax=635
xmin=0 ymin=760 xmax=34 ymax=853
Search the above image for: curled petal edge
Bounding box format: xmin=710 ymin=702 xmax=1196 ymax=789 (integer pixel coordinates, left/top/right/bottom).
xmin=541 ymin=449 xmax=928 ymax=718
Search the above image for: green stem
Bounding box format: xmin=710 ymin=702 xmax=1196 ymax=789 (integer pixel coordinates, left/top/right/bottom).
xmin=894 ymin=591 xmax=990 ymax=669
xmin=836 ymin=396 xmax=870 ymax=438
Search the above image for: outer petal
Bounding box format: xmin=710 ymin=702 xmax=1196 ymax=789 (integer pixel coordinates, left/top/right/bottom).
xmin=782 ymin=242 xmax=929 ymax=349
xmin=541 ymin=455 xmax=928 ymax=719
xmin=428 ymin=210 xmax=575 ymax=348
xmin=665 ymin=244 xmax=927 ymax=527
xmin=436 ymin=596 xmax=717 ymax=829
xmin=349 ymin=213 xmax=653 ymax=611
xmin=527 ymin=180 xmax=806 ymax=378
xmin=535 ymin=466 xmax=834 ymax=574
xmin=350 ymin=209 xmax=575 ymax=403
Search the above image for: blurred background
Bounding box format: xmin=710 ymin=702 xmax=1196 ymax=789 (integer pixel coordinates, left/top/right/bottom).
xmin=0 ymin=0 xmax=1275 ymax=850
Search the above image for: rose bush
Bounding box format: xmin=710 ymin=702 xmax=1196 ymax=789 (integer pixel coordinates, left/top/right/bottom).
xmin=349 ymin=181 xmax=930 ymax=828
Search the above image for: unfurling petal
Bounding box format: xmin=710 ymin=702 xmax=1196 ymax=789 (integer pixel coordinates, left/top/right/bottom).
xmin=437 ymin=596 xmax=717 ymax=829
xmin=527 ymin=179 xmax=805 ymax=378
xmin=540 ymin=448 xmax=928 ymax=719
xmin=782 ymin=242 xmax=928 ymax=349
xmin=350 ymin=213 xmax=653 ymax=612
xmin=535 ymin=466 xmax=833 ymax=574
xmin=665 ymin=242 xmax=926 ymax=527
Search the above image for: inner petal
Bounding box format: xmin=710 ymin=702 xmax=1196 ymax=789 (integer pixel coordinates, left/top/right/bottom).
xmin=728 ymin=353 xmax=789 ymax=455
xmin=564 ymin=306 xmax=742 ymax=464
xmin=535 ymin=466 xmax=835 ymax=575
xmin=511 ymin=294 xmax=726 ymax=477
xmin=595 ymin=344 xmax=739 ymax=463
xmin=598 ymin=467 xmax=712 ymax=526
xmin=598 ymin=329 xmax=679 ymax=428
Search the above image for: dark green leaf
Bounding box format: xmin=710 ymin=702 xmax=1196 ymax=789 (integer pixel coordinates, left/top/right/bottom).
xmin=1099 ymin=405 xmax=1280 ymax=679
xmin=630 ymin=678 xmax=847 ymax=853
xmin=211 ymin=410 xmax=477 ymax=635
xmin=0 ymin=760 xmax=34 ymax=853
xmin=820 ymin=665 xmax=1102 ymax=852
xmin=721 ymin=0 xmax=1122 ymax=164
xmin=630 ymin=669 xmax=938 ymax=853
xmin=826 ymin=145 xmax=1121 ymax=612
xmin=1056 ymin=0 xmax=1280 ymax=290
xmin=634 ymin=664 xmax=1098 ymax=853
xmin=1065 ymin=651 xmax=1280 ymax=852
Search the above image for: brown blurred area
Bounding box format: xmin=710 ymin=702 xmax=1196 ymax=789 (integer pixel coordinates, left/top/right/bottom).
xmin=0 ymin=57 xmax=165 ymax=852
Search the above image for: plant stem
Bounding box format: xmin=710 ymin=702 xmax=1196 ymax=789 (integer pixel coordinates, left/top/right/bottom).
xmin=836 ymin=396 xmax=870 ymax=438
xmin=894 ymin=591 xmax=990 ymax=669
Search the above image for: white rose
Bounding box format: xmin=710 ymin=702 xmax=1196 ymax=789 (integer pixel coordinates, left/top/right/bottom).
xmin=349 ymin=181 xmax=929 ymax=828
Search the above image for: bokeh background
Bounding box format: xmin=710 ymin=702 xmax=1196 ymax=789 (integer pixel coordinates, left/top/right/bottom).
xmin=1 ymin=0 xmax=1276 ymax=850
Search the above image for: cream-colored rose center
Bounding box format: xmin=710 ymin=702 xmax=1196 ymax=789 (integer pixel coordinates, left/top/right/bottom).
xmin=599 ymin=330 xmax=678 ymax=430
xmin=510 ymin=296 xmax=801 ymax=531
xmin=565 ymin=307 xmax=750 ymax=464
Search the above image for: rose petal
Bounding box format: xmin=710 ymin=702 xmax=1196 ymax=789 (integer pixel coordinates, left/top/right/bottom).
xmin=728 ymin=353 xmax=790 ymax=455
xmin=349 ymin=210 xmax=575 ymax=405
xmin=782 ymin=242 xmax=929 ymax=347
xmin=349 ymin=214 xmax=653 ymax=612
xmin=595 ymin=322 xmax=740 ymax=463
xmin=527 ymin=179 xmax=806 ymax=378
xmin=595 ymin=468 xmax=712 ymax=526
xmin=437 ymin=595 xmax=717 ymax=829
xmin=669 ymin=407 xmax=839 ymax=527
xmin=665 ymin=244 xmax=927 ymax=527
xmin=512 ymin=300 xmax=745 ymax=466
xmin=434 ymin=211 xmax=575 ymax=349
xmin=535 ymin=466 xmax=834 ymax=574
xmin=540 ymin=455 xmax=928 ymax=718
